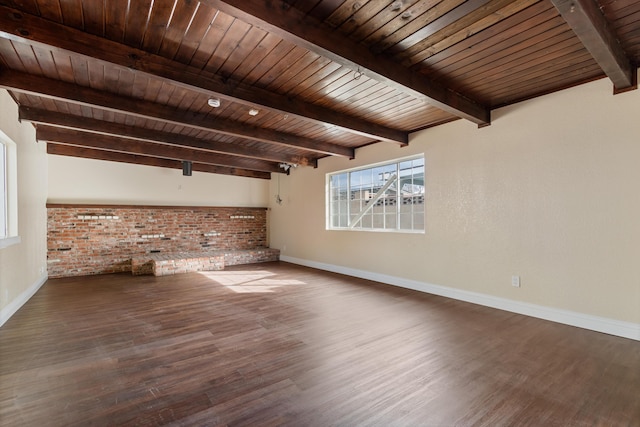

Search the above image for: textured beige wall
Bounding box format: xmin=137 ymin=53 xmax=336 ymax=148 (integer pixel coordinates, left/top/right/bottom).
xmin=48 ymin=155 xmax=270 ymax=207
xmin=269 ymin=77 xmax=640 ymax=324
xmin=0 ymin=90 xmax=48 ymax=318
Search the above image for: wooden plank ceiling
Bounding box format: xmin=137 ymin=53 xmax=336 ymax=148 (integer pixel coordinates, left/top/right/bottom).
xmin=0 ymin=0 xmax=638 ymax=179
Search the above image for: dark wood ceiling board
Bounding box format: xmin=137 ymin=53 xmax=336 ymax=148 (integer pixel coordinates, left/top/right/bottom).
xmin=335 ymin=0 xmax=390 ymax=36
xmin=81 ymin=0 xmax=105 ymax=36
xmin=38 ymin=126 xmax=283 ymax=173
xmin=31 ymin=43 xmax=59 ymax=79
xmin=318 ymin=74 xmax=402 ymax=114
xmin=204 ymin=17 xmax=252 ymax=75
xmin=289 ymin=0 xmax=321 ymax=15
xmin=606 ymin=5 xmax=640 ymax=26
xmin=619 ymin=18 xmax=640 ymax=41
xmin=439 ymin=17 xmax=570 ymax=78
xmin=187 ymin=9 xmax=235 ymax=70
xmin=298 ymin=67 xmax=357 ymax=103
xmin=34 ymin=0 xmax=62 ymax=22
xmin=395 ymin=0 xmax=515 ymax=61
xmin=31 ymin=94 xmax=59 ymax=112
xmin=298 ymin=69 xmax=363 ymax=107
xmin=337 ymin=86 xmax=414 ymax=119
xmin=325 ymin=0 xmax=374 ymax=28
xmin=255 ymin=45 xmax=311 ymax=89
xmin=215 ymin=26 xmax=268 ymax=80
xmin=477 ymin=54 xmax=600 ymax=102
xmin=308 ymin=0 xmax=348 ymax=22
xmin=173 ymin=4 xmax=221 ymax=65
xmin=489 ymin=62 xmax=604 ymax=107
xmin=404 ymin=0 xmax=541 ymax=67
xmin=338 ymin=84 xmax=399 ymax=117
xmin=611 ymin=23 xmax=640 ymax=60
xmin=59 ymin=0 xmax=83 ymax=28
xmin=175 ymin=87 xmax=201 ymax=113
xmin=417 ymin=0 xmax=555 ymax=71
xmin=369 ymin=0 xmax=468 ymax=54
xmin=365 ymin=105 xmax=432 ymax=130
xmin=123 ymin=0 xmax=154 ymax=49
xmin=359 ymin=0 xmax=438 ymax=48
xmin=431 ymin=17 xmax=571 ymax=85
xmin=358 ymin=94 xmax=424 ymax=124
xmin=157 ymin=1 xmax=203 ymax=61
xmin=279 ymin=59 xmax=343 ymax=97
xmin=132 ymin=72 xmax=164 ymax=102
xmin=318 ymin=76 xmax=382 ymax=109
xmin=347 ymin=94 xmax=423 ymax=127
xmin=599 ymin=0 xmax=640 ymax=23
xmin=108 ymin=58 xmax=133 ymax=96
xmin=53 ymin=52 xmax=77 ymax=83
xmin=3 ymin=0 xmax=40 ymax=16
xmin=390 ymin=108 xmax=454 ymax=130
xmin=454 ymin=37 xmax=586 ymax=93
xmin=47 ymin=144 xmax=272 ymax=179
xmin=0 ymin=40 xmax=27 ymax=71
xmin=86 ymin=59 xmax=106 ymax=93
xmin=466 ymin=47 xmax=595 ymax=96
xmin=104 ymin=0 xmax=129 ymax=43
xmin=348 ymin=0 xmax=420 ymax=44
xmin=10 ymin=39 xmax=42 ymax=74
xmin=266 ymin=50 xmax=323 ymax=93
xmin=139 ymin=0 xmax=175 ymax=54
xmin=238 ymin=38 xmax=299 ymax=87
xmin=318 ymin=80 xmax=398 ymax=120
xmin=448 ymin=31 xmax=580 ymax=93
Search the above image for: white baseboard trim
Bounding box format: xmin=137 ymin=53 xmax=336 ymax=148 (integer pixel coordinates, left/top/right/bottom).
xmin=0 ymin=273 xmax=48 ymax=328
xmin=281 ymin=256 xmax=640 ymax=341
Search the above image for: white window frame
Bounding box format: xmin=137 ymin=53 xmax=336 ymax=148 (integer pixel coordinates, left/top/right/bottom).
xmin=0 ymin=130 xmax=19 ymax=249
xmin=326 ymin=154 xmax=425 ymax=233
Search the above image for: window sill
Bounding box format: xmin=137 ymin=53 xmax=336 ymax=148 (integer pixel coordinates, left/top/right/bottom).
xmin=0 ymin=236 xmax=21 ymax=249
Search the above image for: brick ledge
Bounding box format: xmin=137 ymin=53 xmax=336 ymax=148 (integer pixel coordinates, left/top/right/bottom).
xmin=131 ymin=248 xmax=280 ymax=276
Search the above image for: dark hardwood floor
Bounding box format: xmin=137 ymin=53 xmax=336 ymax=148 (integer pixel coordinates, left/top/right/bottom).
xmin=1 ymin=262 xmax=638 ymax=426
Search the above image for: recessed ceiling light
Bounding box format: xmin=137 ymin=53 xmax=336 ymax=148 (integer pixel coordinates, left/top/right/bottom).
xmin=391 ymin=1 xmax=403 ymax=12
xmin=401 ymin=10 xmax=413 ymax=19
xmin=207 ymin=98 xmax=220 ymax=108
xmin=249 ymin=108 xmax=259 ymax=116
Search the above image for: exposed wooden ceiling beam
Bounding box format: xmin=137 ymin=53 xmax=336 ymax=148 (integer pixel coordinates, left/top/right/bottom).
xmin=37 ymin=126 xmax=283 ymax=174
xmin=205 ymin=0 xmax=490 ymax=126
xmin=47 ymin=144 xmax=271 ymax=180
xmin=551 ymin=0 xmax=636 ymax=92
xmin=0 ymin=69 xmax=353 ymax=158
xmin=0 ymin=6 xmax=406 ymax=144
xmin=20 ymin=107 xmax=318 ymax=167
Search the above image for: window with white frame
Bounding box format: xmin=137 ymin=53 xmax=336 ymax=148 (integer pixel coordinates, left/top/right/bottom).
xmin=0 ymin=130 xmax=18 ymax=245
xmin=327 ymin=155 xmax=425 ymax=232
xmin=0 ymin=141 xmax=7 ymax=239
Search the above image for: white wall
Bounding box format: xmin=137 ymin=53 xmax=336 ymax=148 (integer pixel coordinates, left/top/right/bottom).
xmin=0 ymin=90 xmax=48 ymax=326
xmin=269 ymin=77 xmax=640 ymax=339
xmin=48 ymin=156 xmax=270 ymax=207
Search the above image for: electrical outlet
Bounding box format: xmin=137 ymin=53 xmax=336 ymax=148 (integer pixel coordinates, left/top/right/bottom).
xmin=511 ymin=275 xmax=521 ymax=288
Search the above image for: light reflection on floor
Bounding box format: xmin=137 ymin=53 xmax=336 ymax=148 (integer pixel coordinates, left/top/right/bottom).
xmin=198 ymin=270 xmax=306 ymax=293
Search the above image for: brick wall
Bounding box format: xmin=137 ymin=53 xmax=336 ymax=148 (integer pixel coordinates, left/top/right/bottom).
xmin=47 ymin=204 xmax=269 ymax=278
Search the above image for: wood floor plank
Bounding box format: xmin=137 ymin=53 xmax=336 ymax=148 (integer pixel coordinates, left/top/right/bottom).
xmin=1 ymin=262 xmax=638 ymax=426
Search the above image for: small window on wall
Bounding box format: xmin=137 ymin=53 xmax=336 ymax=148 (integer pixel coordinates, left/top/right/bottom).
xmin=327 ymin=155 xmax=425 ymax=232
xmin=0 ymin=142 xmax=6 ymax=238
xmin=0 ymin=130 xmax=18 ymax=247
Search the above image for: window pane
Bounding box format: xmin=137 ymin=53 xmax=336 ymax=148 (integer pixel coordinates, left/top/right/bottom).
xmin=327 ymin=156 xmax=424 ymax=232
xmin=0 ymin=143 xmax=6 ymax=238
